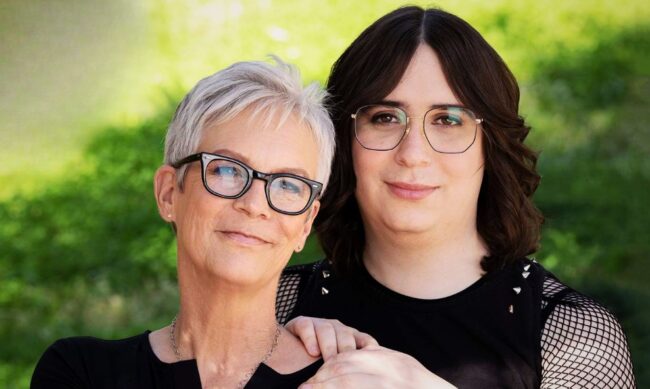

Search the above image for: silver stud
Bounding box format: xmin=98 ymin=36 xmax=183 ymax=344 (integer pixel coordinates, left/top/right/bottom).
xmin=523 ymin=264 xmax=531 ymax=271
xmin=322 ymin=270 xmax=330 ymax=279
xmin=522 ymin=271 xmax=530 ymax=279
xmin=508 ymin=305 xmax=514 ymax=314
xmin=321 ymin=287 xmax=329 ymax=295
xmin=513 ymin=287 xmax=522 ymax=295
xmin=531 ymin=258 xmax=537 ymax=263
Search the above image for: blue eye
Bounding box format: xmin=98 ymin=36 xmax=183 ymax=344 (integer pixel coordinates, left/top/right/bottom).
xmin=278 ymin=178 xmax=302 ymax=194
xmin=213 ymin=165 xmax=241 ymax=177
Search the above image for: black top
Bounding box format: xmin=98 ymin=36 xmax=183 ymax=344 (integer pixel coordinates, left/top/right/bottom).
xmin=276 ymin=258 xmax=636 ymax=388
xmin=31 ymin=331 xmax=322 ymax=389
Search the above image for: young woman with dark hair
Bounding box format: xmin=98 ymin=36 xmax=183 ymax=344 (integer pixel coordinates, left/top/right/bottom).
xmin=277 ymin=6 xmax=636 ymax=389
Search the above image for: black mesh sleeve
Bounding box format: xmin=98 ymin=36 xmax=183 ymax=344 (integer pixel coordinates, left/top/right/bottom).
xmin=541 ymin=275 xmax=636 ymax=388
xmin=276 ymin=262 xmax=320 ymax=325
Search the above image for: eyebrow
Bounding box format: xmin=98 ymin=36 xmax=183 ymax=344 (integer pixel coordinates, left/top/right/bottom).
xmin=375 ymin=100 xmax=467 ymax=110
xmin=210 ymin=148 xmax=312 ymax=178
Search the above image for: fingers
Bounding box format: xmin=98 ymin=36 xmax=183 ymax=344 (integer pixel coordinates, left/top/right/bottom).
xmin=299 ymin=383 xmax=336 ymax=389
xmin=337 ymin=328 xmax=378 ymax=353
xmin=300 ymin=378 xmax=379 ymax=389
xmin=314 ymin=319 xmax=339 ymax=360
xmin=305 ymin=349 xmax=377 ymax=384
xmin=356 ymin=332 xmax=379 ymax=349
xmin=285 ymin=316 xmax=379 ymax=359
xmin=300 ymin=353 xmax=382 ymax=389
xmin=335 ymin=326 xmax=357 ymax=355
xmin=299 ymin=379 xmax=358 ymax=389
xmin=286 ymin=316 xmax=320 ymax=356
xmin=316 ymin=319 xmax=371 ymax=359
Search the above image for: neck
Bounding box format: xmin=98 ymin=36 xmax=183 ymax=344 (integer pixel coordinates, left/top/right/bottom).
xmin=363 ymin=221 xmax=488 ymax=299
xmin=173 ymin=257 xmax=281 ymax=386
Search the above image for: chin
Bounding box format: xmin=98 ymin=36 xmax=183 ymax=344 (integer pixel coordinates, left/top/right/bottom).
xmin=383 ymin=214 xmax=437 ymax=234
xmin=210 ymin=263 xmax=269 ymax=287
xmin=213 ymin=251 xmax=286 ymax=284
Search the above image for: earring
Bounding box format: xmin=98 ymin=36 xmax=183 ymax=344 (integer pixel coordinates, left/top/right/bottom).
xmin=167 ymin=214 xmax=173 ymax=220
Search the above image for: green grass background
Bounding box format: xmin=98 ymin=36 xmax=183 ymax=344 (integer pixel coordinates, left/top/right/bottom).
xmin=1 ymin=0 xmax=648 ymax=387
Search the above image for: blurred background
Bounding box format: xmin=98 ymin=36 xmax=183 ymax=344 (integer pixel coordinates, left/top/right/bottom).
xmin=0 ymin=0 xmax=648 ymax=387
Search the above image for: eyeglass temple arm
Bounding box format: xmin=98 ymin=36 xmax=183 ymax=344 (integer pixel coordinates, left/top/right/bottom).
xmin=171 ymin=153 xmax=202 ymax=168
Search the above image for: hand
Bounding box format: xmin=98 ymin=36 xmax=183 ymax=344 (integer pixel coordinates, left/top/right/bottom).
xmin=299 ymin=345 xmax=456 ymax=389
xmin=285 ymin=316 xmax=378 ymax=360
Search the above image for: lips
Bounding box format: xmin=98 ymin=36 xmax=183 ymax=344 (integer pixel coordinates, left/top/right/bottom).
xmin=385 ymin=181 xmax=438 ymax=200
xmin=220 ymin=230 xmax=271 ymax=245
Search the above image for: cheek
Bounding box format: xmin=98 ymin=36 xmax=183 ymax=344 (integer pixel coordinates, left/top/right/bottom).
xmin=175 ymin=186 xmax=224 ymax=241
xmin=441 ymin=132 xmax=485 ymax=179
xmin=352 ymin=145 xmax=383 ymax=202
xmin=277 ymin=218 xmax=307 ymax=247
xmin=271 ymin=219 xmax=310 ymax=268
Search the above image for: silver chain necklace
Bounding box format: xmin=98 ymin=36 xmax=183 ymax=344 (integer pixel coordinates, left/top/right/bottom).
xmin=169 ymin=315 xmax=282 ymax=389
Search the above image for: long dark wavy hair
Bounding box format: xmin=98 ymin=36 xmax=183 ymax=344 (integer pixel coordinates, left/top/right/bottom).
xmin=315 ymin=6 xmax=544 ymax=275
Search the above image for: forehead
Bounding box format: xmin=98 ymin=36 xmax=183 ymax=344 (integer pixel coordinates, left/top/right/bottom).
xmin=384 ymin=44 xmax=460 ymax=110
xmin=198 ymin=108 xmax=320 ymax=178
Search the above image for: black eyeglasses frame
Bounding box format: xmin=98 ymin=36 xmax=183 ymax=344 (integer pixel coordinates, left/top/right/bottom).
xmin=171 ymin=152 xmax=322 ymax=216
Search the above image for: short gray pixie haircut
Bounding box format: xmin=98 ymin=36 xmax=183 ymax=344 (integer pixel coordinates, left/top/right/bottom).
xmin=164 ymin=56 xmax=335 ymax=192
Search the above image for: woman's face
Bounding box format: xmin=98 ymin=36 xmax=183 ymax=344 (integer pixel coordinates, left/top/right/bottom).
xmin=352 ymin=44 xmax=485 ymax=237
xmin=171 ymin=109 xmax=320 ymax=286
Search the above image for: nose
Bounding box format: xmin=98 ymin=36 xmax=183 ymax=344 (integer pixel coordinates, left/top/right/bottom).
xmin=394 ymin=119 xmax=433 ymax=167
xmin=232 ymin=179 xmax=271 ymax=219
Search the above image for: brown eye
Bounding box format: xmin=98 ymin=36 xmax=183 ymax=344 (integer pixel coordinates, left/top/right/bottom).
xmin=432 ymin=114 xmax=463 ymax=126
xmin=372 ymin=112 xmax=401 ymax=124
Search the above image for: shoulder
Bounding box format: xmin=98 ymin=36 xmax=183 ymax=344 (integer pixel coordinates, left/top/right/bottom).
xmin=46 ymin=332 xmax=149 ymax=362
xmin=267 ymin=328 xmax=321 ymax=375
xmin=277 ymin=260 xmax=329 ymax=324
xmin=280 ymin=260 xmax=329 ymax=292
xmin=31 ymin=332 xmax=150 ymax=389
xmin=281 ymin=260 xmax=328 ymax=279
xmin=538 ymin=270 xmax=636 ymax=387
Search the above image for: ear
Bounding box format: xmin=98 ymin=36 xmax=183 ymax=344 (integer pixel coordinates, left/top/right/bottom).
xmin=154 ymin=165 xmax=177 ymax=222
xmin=295 ymin=200 xmax=320 ymax=253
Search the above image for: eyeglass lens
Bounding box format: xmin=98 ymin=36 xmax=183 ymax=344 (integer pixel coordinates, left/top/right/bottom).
xmin=354 ymin=105 xmax=479 ymax=153
xmin=204 ymin=158 xmax=313 ymax=213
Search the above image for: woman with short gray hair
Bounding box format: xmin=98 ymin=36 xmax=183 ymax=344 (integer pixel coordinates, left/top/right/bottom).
xmin=32 ymin=57 xmax=343 ymax=388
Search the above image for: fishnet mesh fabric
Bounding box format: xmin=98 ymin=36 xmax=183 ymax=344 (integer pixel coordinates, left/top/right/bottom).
xmin=276 ymin=263 xmax=636 ymax=387
xmin=276 ymin=263 xmax=317 ymax=325
xmin=541 ymin=275 xmax=636 ymax=388
xmin=276 ymin=272 xmax=302 ymax=325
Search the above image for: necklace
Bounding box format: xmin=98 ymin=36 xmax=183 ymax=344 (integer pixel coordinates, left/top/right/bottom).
xmin=169 ymin=315 xmax=282 ymax=389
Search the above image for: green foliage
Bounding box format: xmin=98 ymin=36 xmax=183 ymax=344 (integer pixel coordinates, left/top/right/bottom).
xmin=0 ymin=107 xmax=180 ymax=373
xmin=531 ymin=22 xmax=650 ymax=286
xmin=528 ymin=17 xmax=650 ymax=385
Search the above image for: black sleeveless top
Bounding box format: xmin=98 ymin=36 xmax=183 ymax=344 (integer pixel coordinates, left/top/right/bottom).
xmin=276 ymin=258 xmax=636 ymax=388
xmin=31 ymin=331 xmax=322 ymax=389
